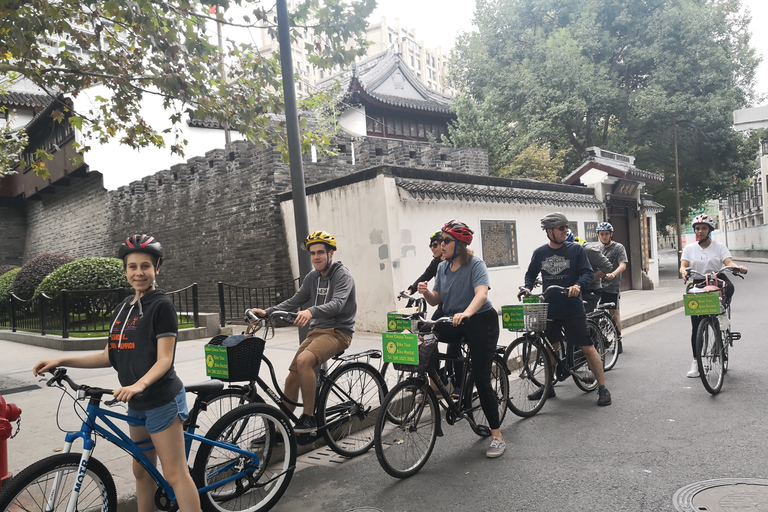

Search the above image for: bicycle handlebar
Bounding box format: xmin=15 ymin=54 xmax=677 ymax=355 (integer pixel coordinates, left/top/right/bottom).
xmin=44 ymin=367 xmax=116 ymax=401
xmin=244 ymin=309 xmax=298 ymax=323
xmin=518 ymin=284 xmax=569 ymax=299
xmin=685 ymin=266 xmax=745 ymax=283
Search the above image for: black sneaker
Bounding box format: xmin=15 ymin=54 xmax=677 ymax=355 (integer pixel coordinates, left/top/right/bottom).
xmin=617 ymin=337 xmax=623 ymax=354
xmin=294 ymin=414 xmax=317 ymax=434
xmin=597 ymin=387 xmax=612 ymax=406
xmin=527 ymin=386 xmax=555 ymax=401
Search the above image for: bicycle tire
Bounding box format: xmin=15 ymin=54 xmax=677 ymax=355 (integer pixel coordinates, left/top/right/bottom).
xmin=0 ymin=453 xmax=117 ymax=512
xmin=374 ymin=379 xmax=438 ymax=479
xmin=568 ymin=323 xmax=604 ymax=393
xmin=504 ymin=335 xmax=552 ymax=418
xmin=318 ymin=361 xmax=386 ymax=457
xmin=192 ymin=403 xmax=296 ymax=512
xmin=464 ymin=355 xmax=508 ymax=437
xmin=379 ymin=362 xmax=407 ymax=391
xmin=696 ymin=317 xmax=724 ymax=395
xmin=593 ymin=312 xmax=620 ymax=371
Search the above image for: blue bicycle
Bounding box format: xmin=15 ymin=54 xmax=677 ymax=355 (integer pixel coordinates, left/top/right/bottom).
xmin=0 ymin=368 xmax=296 ymax=512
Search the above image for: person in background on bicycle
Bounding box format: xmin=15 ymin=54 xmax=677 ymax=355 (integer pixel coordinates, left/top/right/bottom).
xmin=679 ymin=214 xmax=747 ymax=378
xmin=32 ymin=234 xmax=200 ymax=512
xmin=406 ymin=230 xmax=444 ymax=300
xmin=567 ymin=230 xmax=612 ymax=314
xmin=519 ymin=212 xmax=612 ymax=406
xmin=596 ymin=222 xmax=628 ymax=353
xmin=251 ymin=230 xmax=356 ymax=434
xmin=417 ymin=220 xmax=506 ymax=458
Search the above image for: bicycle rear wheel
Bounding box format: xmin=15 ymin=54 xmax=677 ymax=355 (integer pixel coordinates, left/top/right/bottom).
xmin=0 ymin=453 xmax=117 ymax=512
xmin=696 ymin=317 xmax=724 ymax=395
xmin=464 ymin=355 xmax=508 ymax=436
xmin=568 ymin=323 xmax=604 ymax=393
xmin=374 ymin=379 xmax=438 ymax=479
xmin=192 ymin=403 xmax=296 ymax=512
xmin=318 ymin=362 xmax=386 ymax=457
xmin=504 ymin=335 xmax=552 ymax=418
xmin=593 ymin=313 xmax=620 ymax=371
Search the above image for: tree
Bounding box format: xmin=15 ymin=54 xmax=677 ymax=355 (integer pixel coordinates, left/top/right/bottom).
xmin=0 ymin=0 xmax=375 ymax=178
xmin=0 ymin=79 xmax=30 ymax=176
xmin=450 ymin=0 xmax=759 ymax=218
xmin=499 ymin=142 xmax=564 ymax=182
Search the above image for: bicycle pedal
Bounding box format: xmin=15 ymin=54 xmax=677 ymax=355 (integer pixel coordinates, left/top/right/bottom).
xmin=728 ymin=332 xmax=741 ymax=341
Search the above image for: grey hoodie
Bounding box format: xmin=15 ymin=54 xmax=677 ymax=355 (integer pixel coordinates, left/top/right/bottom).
xmin=267 ymin=262 xmax=356 ymax=335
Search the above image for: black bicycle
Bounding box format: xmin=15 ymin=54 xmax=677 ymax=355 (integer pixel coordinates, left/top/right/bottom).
xmin=373 ymin=317 xmax=509 ymax=478
xmin=588 ymin=302 xmax=620 ymax=371
xmin=197 ymin=310 xmax=387 ymax=458
xmin=504 ymin=285 xmax=606 ymax=417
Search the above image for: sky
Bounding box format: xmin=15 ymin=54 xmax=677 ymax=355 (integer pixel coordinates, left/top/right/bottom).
xmin=99 ymin=0 xmax=768 ymax=190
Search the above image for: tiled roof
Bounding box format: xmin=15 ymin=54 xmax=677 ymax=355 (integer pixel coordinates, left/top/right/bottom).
xmin=396 ymin=178 xmax=604 ymax=208
xmin=641 ymin=198 xmax=665 ymax=213
xmin=318 ymin=48 xmax=453 ymax=114
xmin=0 ymin=91 xmax=52 ymax=109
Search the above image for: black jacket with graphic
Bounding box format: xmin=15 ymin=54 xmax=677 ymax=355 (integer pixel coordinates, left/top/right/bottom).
xmin=107 ymin=289 xmax=183 ymax=410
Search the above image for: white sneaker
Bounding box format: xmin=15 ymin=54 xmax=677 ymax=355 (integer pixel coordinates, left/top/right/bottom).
xmin=687 ymin=360 xmax=699 ymax=378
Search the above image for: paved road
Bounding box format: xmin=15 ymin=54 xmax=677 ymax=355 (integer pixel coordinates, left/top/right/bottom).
xmin=270 ymin=261 xmax=767 ymax=512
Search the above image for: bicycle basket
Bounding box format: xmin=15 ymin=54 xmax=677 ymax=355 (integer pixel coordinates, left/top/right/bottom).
xmin=393 ymin=334 xmax=438 ymax=373
xmin=204 ymin=334 xmax=266 ymax=382
xmin=501 ymin=303 xmax=549 ymax=331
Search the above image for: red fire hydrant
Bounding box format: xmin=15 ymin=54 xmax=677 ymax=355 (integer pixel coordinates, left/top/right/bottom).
xmin=0 ymin=394 xmax=22 ymax=489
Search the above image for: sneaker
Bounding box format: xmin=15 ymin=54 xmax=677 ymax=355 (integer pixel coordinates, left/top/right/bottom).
xmin=293 ymin=414 xmax=317 ymax=434
xmin=617 ymin=338 xmax=623 ymax=354
xmin=486 ymin=437 xmax=506 ymax=458
xmin=687 ymin=360 xmax=699 ymax=378
xmin=597 ymin=386 xmax=612 ymax=406
xmin=527 ymin=386 xmax=555 ymax=401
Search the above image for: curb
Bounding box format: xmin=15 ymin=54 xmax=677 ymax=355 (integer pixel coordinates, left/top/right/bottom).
xmin=623 ymin=299 xmax=683 ymax=329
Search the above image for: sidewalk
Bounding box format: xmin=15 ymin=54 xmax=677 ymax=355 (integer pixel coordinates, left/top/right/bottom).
xmin=0 ymin=283 xmax=684 ymax=509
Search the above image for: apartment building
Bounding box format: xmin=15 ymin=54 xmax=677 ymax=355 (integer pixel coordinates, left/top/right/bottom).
xmin=256 ymin=3 xmax=453 ymax=97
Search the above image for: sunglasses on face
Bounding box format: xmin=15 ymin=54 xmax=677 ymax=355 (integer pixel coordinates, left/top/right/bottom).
xmin=430 ymin=242 xmax=440 ymax=248
xmin=441 ymin=238 xmax=455 ymax=245
xmin=554 ymin=225 xmax=568 ymax=231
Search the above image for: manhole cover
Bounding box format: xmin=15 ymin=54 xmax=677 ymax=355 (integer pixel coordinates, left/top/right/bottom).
xmin=673 ymin=478 xmax=768 ymax=511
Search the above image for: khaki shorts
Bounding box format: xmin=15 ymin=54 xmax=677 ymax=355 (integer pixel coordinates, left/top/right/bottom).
xmin=288 ymin=328 xmax=352 ymax=372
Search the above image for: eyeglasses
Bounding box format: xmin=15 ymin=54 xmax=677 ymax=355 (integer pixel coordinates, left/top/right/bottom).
xmin=554 ymin=226 xmax=568 ymax=231
xmin=441 ymin=238 xmax=455 ymax=245
xmin=430 ymin=242 xmax=440 ymax=248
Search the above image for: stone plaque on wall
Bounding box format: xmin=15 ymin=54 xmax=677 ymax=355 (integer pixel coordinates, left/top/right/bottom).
xmin=584 ymin=222 xmax=598 ymax=242
xmin=480 ymin=220 xmax=518 ymax=268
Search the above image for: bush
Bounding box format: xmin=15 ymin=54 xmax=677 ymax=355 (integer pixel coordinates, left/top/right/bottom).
xmin=12 ymin=253 xmax=76 ymax=300
xmin=35 ymin=258 xmax=130 ymax=297
xmin=0 ymin=268 xmax=21 ymax=301
xmin=0 ymin=265 xmax=19 ymax=276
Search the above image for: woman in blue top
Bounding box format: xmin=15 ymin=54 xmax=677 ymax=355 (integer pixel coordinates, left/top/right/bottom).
xmin=418 ymin=220 xmax=505 ymax=459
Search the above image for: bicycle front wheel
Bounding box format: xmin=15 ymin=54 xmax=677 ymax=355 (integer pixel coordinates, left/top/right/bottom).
xmin=568 ymin=323 xmax=605 ymax=393
xmin=696 ymin=317 xmax=724 ymax=395
xmin=504 ymin=335 xmax=552 ymax=418
xmin=464 ymin=355 xmax=508 ymax=436
xmin=192 ymin=403 xmax=296 ymax=512
xmin=0 ymin=453 xmax=117 ymax=512
xmin=318 ymin=362 xmax=386 ymax=457
xmin=374 ymin=379 xmax=438 ymax=479
xmin=593 ymin=313 xmax=620 ymax=371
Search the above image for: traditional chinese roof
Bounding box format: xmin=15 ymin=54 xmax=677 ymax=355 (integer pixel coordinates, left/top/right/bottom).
xmin=317 ymin=47 xmax=453 ymax=116
xmin=563 ymin=147 xmax=664 ymax=186
xmin=641 ymin=195 xmax=665 ymax=213
xmin=0 ymin=91 xmax=51 ymax=109
xmin=396 ymin=178 xmax=604 ymax=208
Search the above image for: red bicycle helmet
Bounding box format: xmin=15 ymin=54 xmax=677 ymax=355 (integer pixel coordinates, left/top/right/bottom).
xmin=118 ymin=234 xmax=164 ymax=267
xmin=442 ymin=220 xmax=474 ymax=245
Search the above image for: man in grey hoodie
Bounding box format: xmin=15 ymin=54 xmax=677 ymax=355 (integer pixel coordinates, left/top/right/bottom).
xmin=251 ymin=230 xmax=356 ymax=433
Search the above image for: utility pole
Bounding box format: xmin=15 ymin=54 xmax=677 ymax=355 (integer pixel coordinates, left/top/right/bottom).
xmin=276 ymin=0 xmax=311 ymax=341
xmin=674 ymin=121 xmax=683 ymax=277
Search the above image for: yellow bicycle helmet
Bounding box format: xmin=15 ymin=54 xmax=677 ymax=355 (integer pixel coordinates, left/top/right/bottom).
xmin=304 ymin=230 xmax=337 ymax=250
xmin=573 ymin=236 xmax=586 ymax=245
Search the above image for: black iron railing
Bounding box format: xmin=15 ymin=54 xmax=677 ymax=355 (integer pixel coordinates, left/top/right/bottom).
xmin=0 ymin=284 xmax=199 ymax=338
xmin=218 ymin=279 xmax=300 ymax=327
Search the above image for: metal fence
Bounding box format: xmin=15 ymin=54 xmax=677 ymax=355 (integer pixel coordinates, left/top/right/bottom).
xmin=217 ymin=279 xmax=300 ymax=326
xmin=0 ymin=284 xmax=199 ymax=338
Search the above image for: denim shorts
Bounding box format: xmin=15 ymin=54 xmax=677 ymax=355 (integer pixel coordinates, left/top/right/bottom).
xmin=127 ymin=388 xmax=189 ymax=434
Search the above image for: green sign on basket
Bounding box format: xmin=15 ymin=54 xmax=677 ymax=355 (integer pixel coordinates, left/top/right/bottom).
xmin=501 ymin=305 xmax=526 ymax=330
xmin=204 ymin=345 xmax=229 ymax=379
xmin=382 ymin=332 xmax=419 ymax=365
xmin=386 ymin=313 xmax=412 ymax=332
xmin=684 ymin=292 xmax=721 ymax=316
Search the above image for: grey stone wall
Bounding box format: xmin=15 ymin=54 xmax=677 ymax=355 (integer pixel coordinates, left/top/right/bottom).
xmin=0 ymin=197 xmax=26 ymax=266
xmin=23 ymin=172 xmax=111 ymax=260
xmin=6 ymin=136 xmax=488 ymax=313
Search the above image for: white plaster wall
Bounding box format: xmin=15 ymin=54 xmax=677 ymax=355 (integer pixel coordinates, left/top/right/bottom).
xmin=646 ymin=213 xmax=660 ymax=284
xmin=337 ymin=106 xmax=367 ymax=137
xmin=712 ymin=225 xmax=768 ymax=251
